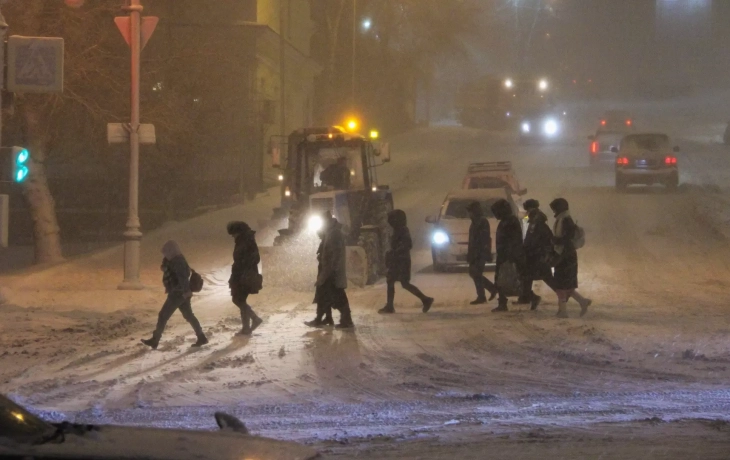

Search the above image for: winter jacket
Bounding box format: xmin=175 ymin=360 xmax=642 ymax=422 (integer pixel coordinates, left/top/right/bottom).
xmin=468 ymin=216 xmax=492 ymax=265
xmin=552 ymin=210 xmax=578 ymax=290
xmin=523 ymin=209 xmax=553 ymax=279
xmin=495 ymin=214 xmax=525 ymax=269
xmin=161 ymin=256 xmax=191 ymax=295
xmin=318 ymin=220 xmax=347 ymax=289
xmin=386 ymin=210 xmax=412 ymax=282
xmin=230 ymin=230 xmax=260 ymax=293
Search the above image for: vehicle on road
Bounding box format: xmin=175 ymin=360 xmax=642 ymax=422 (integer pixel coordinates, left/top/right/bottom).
xmin=614 ymin=133 xmax=680 ymax=191
xmin=598 ymin=110 xmax=634 ymax=134
xmin=0 ymin=394 xmax=318 ymax=460
xmin=426 ymin=188 xmax=521 ymax=272
xmin=519 ymin=108 xmax=564 ymax=144
xmin=462 ymin=161 xmax=527 ymax=212
xmin=588 ymin=131 xmax=624 ymax=165
xmin=273 ymin=126 xmax=393 ymax=284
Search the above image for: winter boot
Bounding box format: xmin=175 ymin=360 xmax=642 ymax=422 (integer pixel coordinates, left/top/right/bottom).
xmin=141 ymin=333 xmax=160 ymax=350
xmin=571 ymin=291 xmax=592 ymax=317
xmin=470 ymin=297 xmax=487 ymax=305
xmin=491 ymin=302 xmax=509 ymax=313
xmin=191 ymin=334 xmax=209 ymax=348
xmin=336 ymin=309 xmax=355 ymax=329
xmin=422 ymin=297 xmax=434 ymax=313
xmin=530 ymin=295 xmax=542 ymax=311
xmin=378 ymin=305 xmax=396 ymax=314
xmin=556 ymin=301 xmax=569 ymax=318
xmin=250 ymin=315 xmax=263 ymax=333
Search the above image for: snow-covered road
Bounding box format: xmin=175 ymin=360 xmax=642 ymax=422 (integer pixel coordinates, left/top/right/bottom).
xmin=4 ymin=117 xmax=730 ymax=456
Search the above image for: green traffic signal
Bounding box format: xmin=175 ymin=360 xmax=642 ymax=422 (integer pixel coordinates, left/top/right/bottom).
xmin=12 ymin=147 xmax=29 ymax=183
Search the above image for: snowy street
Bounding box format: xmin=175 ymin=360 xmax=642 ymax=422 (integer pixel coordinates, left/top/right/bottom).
xmin=4 ymin=113 xmax=730 ymax=457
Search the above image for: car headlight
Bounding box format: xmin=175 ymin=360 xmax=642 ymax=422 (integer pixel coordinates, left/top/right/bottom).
xmin=543 ymin=118 xmax=558 ymax=136
xmin=432 ymin=230 xmax=450 ymax=245
xmin=521 ymin=122 xmax=531 ymax=133
xmin=307 ymin=215 xmax=324 ymax=232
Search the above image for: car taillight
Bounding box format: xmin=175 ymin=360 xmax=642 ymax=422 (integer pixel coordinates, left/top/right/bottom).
xmin=665 ymin=156 xmax=677 ymax=165
xmin=601 ymin=120 xmax=606 ymax=126
xmin=616 ymin=157 xmax=629 ymax=166
xmin=626 ymin=119 xmax=632 ymax=126
xmin=591 ymin=141 xmax=598 ymax=154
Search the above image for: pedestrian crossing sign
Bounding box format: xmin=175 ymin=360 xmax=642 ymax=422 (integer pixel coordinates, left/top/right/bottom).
xmin=7 ymin=36 xmax=64 ymax=93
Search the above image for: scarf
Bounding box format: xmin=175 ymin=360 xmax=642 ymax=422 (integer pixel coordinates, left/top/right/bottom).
xmin=553 ymin=210 xmax=571 ymax=255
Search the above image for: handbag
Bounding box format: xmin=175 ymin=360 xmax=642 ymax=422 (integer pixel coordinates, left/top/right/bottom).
xmin=189 ymin=270 xmax=204 ymax=293
xmin=240 ymin=269 xmax=263 ymax=294
xmin=496 ymin=261 xmax=522 ymax=297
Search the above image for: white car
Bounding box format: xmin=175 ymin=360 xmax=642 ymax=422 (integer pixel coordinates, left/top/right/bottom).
xmin=0 ymin=394 xmax=318 ymax=460
xmin=426 ymin=189 xmax=522 ymax=272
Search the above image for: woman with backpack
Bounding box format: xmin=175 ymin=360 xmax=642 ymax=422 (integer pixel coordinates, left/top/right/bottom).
xmin=141 ymin=240 xmax=208 ymax=349
xmin=228 ymin=221 xmax=264 ymax=335
xmin=550 ymin=198 xmax=592 ymax=318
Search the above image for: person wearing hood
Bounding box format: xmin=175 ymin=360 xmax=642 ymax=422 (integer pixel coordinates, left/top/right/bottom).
xmin=549 ymin=198 xmax=592 ymax=318
xmin=379 ymin=209 xmax=434 ymax=314
xmin=305 ymin=217 xmax=335 ymax=328
xmin=228 ymin=221 xmax=264 ymax=335
xmin=491 ymin=198 xmax=526 ymax=312
xmin=517 ymin=199 xmax=555 ymax=310
xmin=316 ymin=212 xmax=354 ymax=329
xmin=142 ymin=240 xmax=208 ymax=349
xmin=467 ymin=201 xmax=498 ymax=305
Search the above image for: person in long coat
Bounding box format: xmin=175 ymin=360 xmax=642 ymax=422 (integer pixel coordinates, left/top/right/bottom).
xmin=379 ymin=209 xmax=434 ymax=314
xmin=491 ymin=199 xmax=526 ymax=312
xmin=549 ymin=198 xmax=592 ymax=318
xmin=228 ymin=221 xmax=264 ymax=334
xmin=467 ymin=201 xmax=498 ymax=305
xmin=142 ymin=240 xmax=207 ymax=349
xmin=317 ymin=213 xmax=354 ymax=329
xmin=305 ymin=226 xmax=335 ymax=327
xmin=518 ymin=199 xmax=556 ymax=310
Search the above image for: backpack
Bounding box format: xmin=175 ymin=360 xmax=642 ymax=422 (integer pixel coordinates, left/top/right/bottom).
xmin=573 ymin=222 xmax=586 ymax=249
xmin=189 ymin=270 xmax=204 ymax=293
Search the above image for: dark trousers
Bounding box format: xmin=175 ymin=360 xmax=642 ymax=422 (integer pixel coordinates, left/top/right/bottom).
xmin=153 ymin=293 xmax=204 ymax=339
xmin=321 ymin=277 xmax=352 ymax=325
xmin=469 ymin=262 xmax=497 ymax=301
xmin=232 ymin=291 xmax=260 ymax=331
xmin=387 ymin=280 xmax=428 ymax=307
xmin=313 ymin=284 xmax=334 ymax=322
xmin=522 ymin=269 xmax=557 ymax=299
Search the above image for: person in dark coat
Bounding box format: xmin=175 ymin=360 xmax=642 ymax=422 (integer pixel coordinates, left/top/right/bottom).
xmin=491 ymin=199 xmax=526 ymax=312
xmin=142 ymin=240 xmax=207 ymax=349
xmin=228 ymin=221 xmax=264 ymax=334
xmin=549 ymin=198 xmax=592 ymax=318
xmin=517 ymin=199 xmax=556 ymax=310
xmin=467 ymin=201 xmax=498 ymax=305
xmin=316 ymin=213 xmax=354 ymax=329
xmin=305 ymin=223 xmax=335 ymax=327
xmin=379 ymin=209 xmax=434 ymax=314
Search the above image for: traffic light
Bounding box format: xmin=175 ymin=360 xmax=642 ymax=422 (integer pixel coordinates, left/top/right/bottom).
xmin=12 ymin=147 xmax=29 ymax=183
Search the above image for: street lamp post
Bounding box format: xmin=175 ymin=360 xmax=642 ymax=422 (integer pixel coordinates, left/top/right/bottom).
xmin=351 ymin=0 xmax=356 ymax=106
xmin=118 ymin=0 xmax=144 ymax=290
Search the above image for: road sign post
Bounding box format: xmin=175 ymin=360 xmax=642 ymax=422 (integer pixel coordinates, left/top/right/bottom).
xmin=115 ymin=2 xmax=157 ymax=291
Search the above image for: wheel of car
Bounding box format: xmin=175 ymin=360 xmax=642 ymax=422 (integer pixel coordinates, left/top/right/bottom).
xmin=431 ymin=249 xmax=446 ymax=273
xmin=666 ymin=174 xmax=679 ymax=191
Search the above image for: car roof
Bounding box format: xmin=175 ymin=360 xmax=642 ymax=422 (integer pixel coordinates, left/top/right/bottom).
xmin=445 ymin=188 xmax=510 ymax=201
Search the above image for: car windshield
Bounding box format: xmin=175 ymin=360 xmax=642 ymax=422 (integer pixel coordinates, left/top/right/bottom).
xmin=623 ymin=134 xmax=670 ymax=151
xmin=0 ymin=394 xmax=55 ymax=444
xmin=443 ymin=198 xmax=504 ymax=219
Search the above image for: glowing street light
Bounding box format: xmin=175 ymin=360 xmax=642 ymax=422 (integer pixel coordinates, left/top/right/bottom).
xmin=538 ymin=79 xmax=549 ymax=91
xmin=504 ymin=78 xmax=514 ymax=89
xmin=361 ymin=18 xmax=372 ymax=31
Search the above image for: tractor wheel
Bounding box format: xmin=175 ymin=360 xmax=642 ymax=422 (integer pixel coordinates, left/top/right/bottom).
xmin=358 ymin=230 xmax=381 ymax=285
